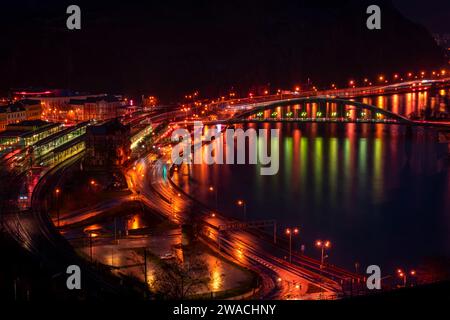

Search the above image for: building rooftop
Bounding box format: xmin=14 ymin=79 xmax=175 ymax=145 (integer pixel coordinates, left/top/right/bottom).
xmin=0 ymin=130 xmax=27 ymax=138
xmin=0 ymin=121 xmax=60 ymax=140
xmin=69 ymin=95 xmax=120 ymax=105
xmin=0 ymin=99 xmax=41 ymax=113
xmin=0 ymin=104 xmax=25 ymax=113
xmin=7 ymin=119 xmax=50 ymax=129
xmin=87 ymin=118 xmax=129 ymax=135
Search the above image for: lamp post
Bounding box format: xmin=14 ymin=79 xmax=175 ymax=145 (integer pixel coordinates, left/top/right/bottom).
xmin=285 ymin=227 xmax=299 ymax=263
xmin=86 ymin=230 xmax=98 ymax=262
xmin=237 ymin=200 xmax=246 ymax=220
xmin=55 ymin=188 xmax=61 ymax=227
xmin=397 ymin=268 xmax=416 ymax=287
xmin=209 ymin=186 xmax=218 ymax=210
xmin=315 ymin=240 xmax=331 ymax=269
xmin=89 ymin=179 xmax=96 ymax=192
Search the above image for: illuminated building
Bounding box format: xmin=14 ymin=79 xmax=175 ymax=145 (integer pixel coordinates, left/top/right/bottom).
xmin=69 ymin=95 xmax=124 ymax=122
xmin=0 ymin=120 xmax=61 ymax=149
xmin=0 ymin=100 xmax=42 ymax=131
xmin=13 ymin=89 xmax=108 ymax=122
xmin=85 ymin=118 xmax=131 ymax=167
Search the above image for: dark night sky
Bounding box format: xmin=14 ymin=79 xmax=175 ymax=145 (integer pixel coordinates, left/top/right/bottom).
xmin=0 ymin=1 xmax=448 ymax=102
xmin=393 ymin=0 xmax=450 ymax=33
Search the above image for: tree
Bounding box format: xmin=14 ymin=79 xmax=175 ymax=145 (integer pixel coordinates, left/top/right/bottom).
xmin=154 ymin=252 xmax=210 ymax=299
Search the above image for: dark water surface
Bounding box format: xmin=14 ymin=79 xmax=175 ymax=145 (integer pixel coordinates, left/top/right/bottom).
xmin=175 ymin=91 xmax=450 ymax=272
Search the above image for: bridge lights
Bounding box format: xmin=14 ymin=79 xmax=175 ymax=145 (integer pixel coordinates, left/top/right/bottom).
xmin=285 ymin=227 xmax=300 ymax=263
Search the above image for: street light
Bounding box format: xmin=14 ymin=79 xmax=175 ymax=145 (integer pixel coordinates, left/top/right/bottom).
xmin=285 ymin=227 xmax=299 ymax=263
xmin=237 ymin=200 xmax=246 ymax=220
xmin=208 ymin=186 xmax=218 ymax=210
xmin=315 ymin=240 xmax=331 ymax=269
xmin=397 ymin=268 xmax=416 ymax=287
xmin=85 ymin=230 xmax=99 ymax=262
xmin=55 ymin=188 xmax=61 ymax=227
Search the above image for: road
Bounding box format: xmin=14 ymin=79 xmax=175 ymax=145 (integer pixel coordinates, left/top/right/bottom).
xmin=1 ymin=154 xmax=143 ymax=298
xmin=126 ymin=144 xmax=359 ymax=299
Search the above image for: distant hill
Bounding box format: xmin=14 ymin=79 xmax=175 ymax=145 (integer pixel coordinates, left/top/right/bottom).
xmin=0 ymin=0 xmax=446 ymax=101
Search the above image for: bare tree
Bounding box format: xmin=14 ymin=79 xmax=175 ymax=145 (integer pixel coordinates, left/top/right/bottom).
xmin=154 ymin=254 xmax=210 ymax=299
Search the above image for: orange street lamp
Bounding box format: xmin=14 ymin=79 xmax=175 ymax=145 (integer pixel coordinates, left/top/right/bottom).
xmin=237 ymin=200 xmax=247 ymax=220
xmin=55 ymin=188 xmax=61 ymax=227
xmin=286 ymin=227 xmax=299 ymax=263
xmin=397 ymin=268 xmax=416 ymax=287
xmin=316 ymin=240 xmax=331 ymax=269
xmin=209 ymin=186 xmax=218 ymax=209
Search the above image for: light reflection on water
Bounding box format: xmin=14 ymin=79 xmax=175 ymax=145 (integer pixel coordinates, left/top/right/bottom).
xmin=175 ymin=91 xmax=450 ymax=271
